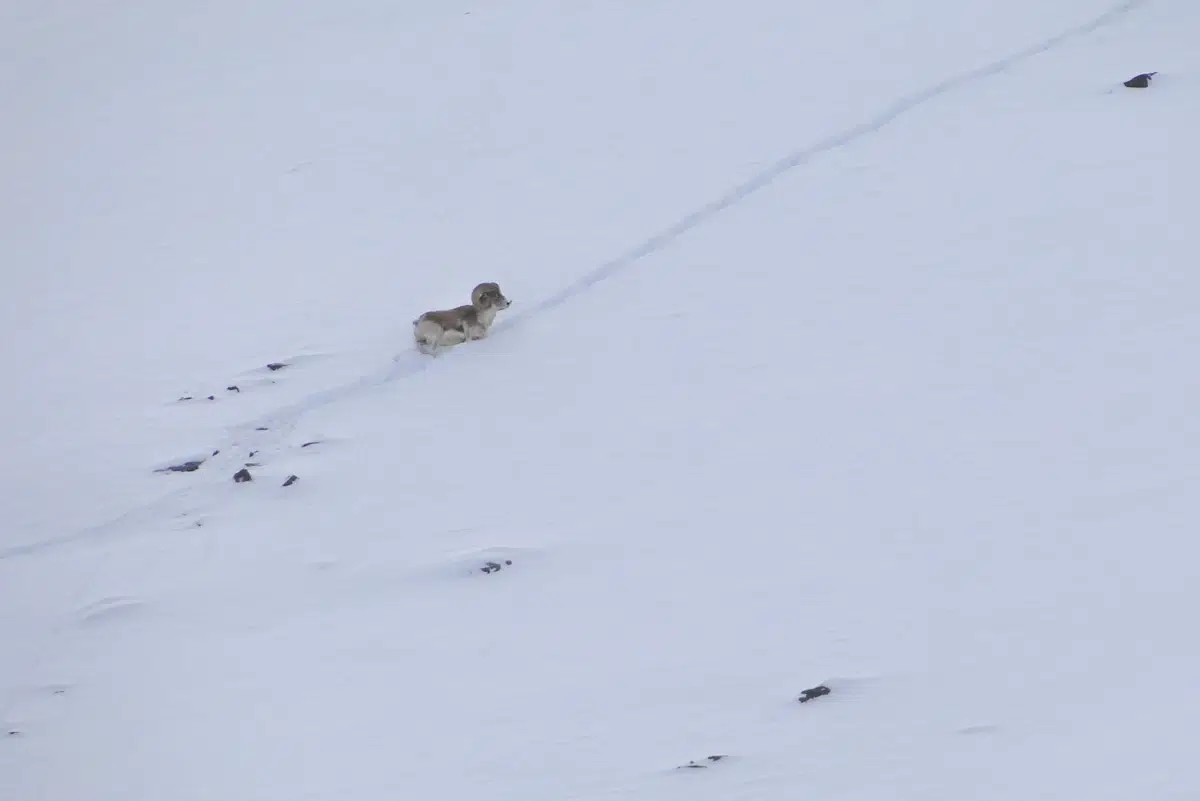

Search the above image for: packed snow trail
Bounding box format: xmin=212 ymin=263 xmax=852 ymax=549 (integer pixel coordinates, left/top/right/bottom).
xmin=506 ymin=0 xmax=1151 ymax=322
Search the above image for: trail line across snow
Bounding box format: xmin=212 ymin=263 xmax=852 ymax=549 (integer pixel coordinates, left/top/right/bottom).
xmin=0 ymin=0 xmax=1149 ymax=565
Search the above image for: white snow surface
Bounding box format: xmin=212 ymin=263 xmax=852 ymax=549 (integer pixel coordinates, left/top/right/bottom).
xmin=2 ymin=0 xmax=1198 ymax=799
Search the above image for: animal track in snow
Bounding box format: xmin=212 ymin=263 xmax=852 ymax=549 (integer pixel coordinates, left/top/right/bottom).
xmin=76 ymin=596 xmax=144 ymax=626
xmin=501 ymin=0 xmax=1151 ymax=327
xmin=158 ymin=0 xmax=1156 ymax=528
xmin=2 ymin=0 xmax=1149 ymax=568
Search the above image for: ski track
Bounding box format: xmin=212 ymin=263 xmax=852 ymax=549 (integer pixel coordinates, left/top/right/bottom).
xmin=0 ymin=0 xmax=1151 ymax=742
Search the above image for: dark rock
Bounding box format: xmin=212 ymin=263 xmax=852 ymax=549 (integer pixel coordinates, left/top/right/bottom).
xmin=266 ymin=362 xmax=287 ymax=371
xmin=6 ymin=729 xmax=20 ymax=737
xmin=300 ymin=441 xmax=321 ymax=448
xmin=212 ymin=449 xmax=219 ymax=456
xmin=233 ymin=468 xmax=253 ymax=483
xmin=678 ymin=755 xmax=726 ymax=769
xmin=1124 ymin=71 xmax=1157 ymax=88
xmin=256 ymin=427 xmax=269 ymax=431
xmin=249 ymin=450 xmax=258 ymax=458
xmin=283 ymin=475 xmax=299 ymax=487
xmin=206 ymin=395 xmax=215 ymax=401
xmin=798 ymin=685 xmax=831 ymax=703
xmin=177 ymin=395 xmax=194 ymax=402
xmin=157 ymin=460 xmax=203 ymax=474
xmin=244 ymin=462 xmax=261 ymax=467
xmin=227 ymin=385 xmax=240 ymax=393
xmin=480 ymin=561 xmax=512 ymax=574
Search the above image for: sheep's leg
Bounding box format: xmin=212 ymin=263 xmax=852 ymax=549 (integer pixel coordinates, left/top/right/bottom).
xmin=414 ymin=331 xmax=434 ymax=356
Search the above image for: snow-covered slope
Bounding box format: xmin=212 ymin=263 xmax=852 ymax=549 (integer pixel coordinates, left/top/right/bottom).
xmin=3 ymin=1 xmax=1197 ymax=799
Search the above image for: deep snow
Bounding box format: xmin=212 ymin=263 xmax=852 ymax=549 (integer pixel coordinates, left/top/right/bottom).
xmin=2 ymin=1 xmax=1198 ymax=799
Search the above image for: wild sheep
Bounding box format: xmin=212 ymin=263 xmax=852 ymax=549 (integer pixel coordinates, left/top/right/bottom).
xmin=413 ymin=282 xmax=511 ymax=355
